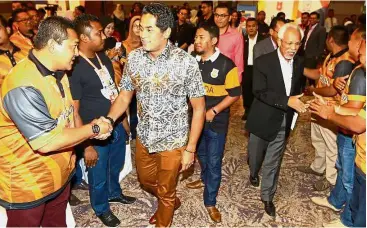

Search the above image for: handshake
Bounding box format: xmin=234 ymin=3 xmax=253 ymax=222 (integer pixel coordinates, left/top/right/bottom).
xmin=90 ymin=116 xmax=114 ymax=140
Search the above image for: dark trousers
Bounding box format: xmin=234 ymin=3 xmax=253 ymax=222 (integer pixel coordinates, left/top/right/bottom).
xmin=248 ymin=116 xmax=287 ymax=201
xmin=197 ymin=128 xmax=227 ymax=206
xmin=242 ymin=65 xmax=254 ymax=115
xmin=7 ymin=183 xmax=70 ymax=227
xmin=88 ymin=124 xmax=126 ymax=216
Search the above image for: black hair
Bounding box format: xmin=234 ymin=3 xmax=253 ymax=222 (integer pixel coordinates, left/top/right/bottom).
xmin=258 ymin=11 xmax=265 ymax=15
xmin=178 ymin=6 xmax=189 ymax=15
xmin=358 ymin=14 xmax=366 ymax=25
xmin=201 ymin=1 xmax=213 ymax=8
xmin=246 ymin=17 xmax=257 ymax=24
xmin=277 ymin=12 xmax=285 ymax=18
xmin=197 ymin=22 xmax=219 ymax=39
xmin=34 ymin=16 xmax=74 ymax=50
xmin=270 ymin=16 xmax=285 ymax=30
xmin=214 ymin=3 xmax=231 ymax=15
xmin=301 ymin=12 xmax=310 ymax=17
xmin=74 ymin=14 xmax=100 ymax=37
xmin=232 ymin=11 xmax=241 ymax=27
xmin=328 ymin=25 xmax=349 ymax=46
xmin=11 ymin=8 xmax=28 ymax=21
xmin=75 ymin=5 xmax=85 ymax=14
xmin=310 ymin=11 xmax=320 ymax=19
xmin=0 ymin=15 xmax=8 ymax=27
xmin=142 ymin=3 xmax=174 ymax=32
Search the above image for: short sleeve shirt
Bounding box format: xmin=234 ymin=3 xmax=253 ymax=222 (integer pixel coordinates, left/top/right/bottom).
xmin=119 ymin=42 xmax=205 ymax=153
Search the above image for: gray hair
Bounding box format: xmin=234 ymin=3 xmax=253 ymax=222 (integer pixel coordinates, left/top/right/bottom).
xmin=278 ymin=23 xmax=304 ymax=40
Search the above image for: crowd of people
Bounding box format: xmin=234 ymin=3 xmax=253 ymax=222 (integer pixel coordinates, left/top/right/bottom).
xmin=0 ymin=1 xmax=365 ymax=227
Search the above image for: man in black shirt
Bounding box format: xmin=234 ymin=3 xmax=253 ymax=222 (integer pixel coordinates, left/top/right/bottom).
xmin=197 ymin=1 xmax=215 ymax=27
xmin=186 ymin=23 xmax=241 ymax=223
xmin=257 ymin=11 xmax=269 ymax=37
xmin=169 ymin=7 xmax=194 ymax=51
xmin=69 ymin=14 xmax=136 ymax=227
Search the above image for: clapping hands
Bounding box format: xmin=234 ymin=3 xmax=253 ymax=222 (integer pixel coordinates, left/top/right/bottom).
xmin=91 ymin=117 xmax=113 ymax=140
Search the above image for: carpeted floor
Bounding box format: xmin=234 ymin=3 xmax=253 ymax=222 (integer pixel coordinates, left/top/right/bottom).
xmin=71 ymin=98 xmax=340 ymax=227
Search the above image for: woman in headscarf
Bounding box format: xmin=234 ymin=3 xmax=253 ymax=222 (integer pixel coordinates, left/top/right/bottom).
xmin=122 ymin=15 xmax=141 ymax=55
xmin=122 ymin=15 xmax=142 ymax=140
xmin=189 ymin=9 xmax=198 ymax=27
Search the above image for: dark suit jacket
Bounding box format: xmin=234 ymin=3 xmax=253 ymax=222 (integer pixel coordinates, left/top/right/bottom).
xmin=253 ymin=37 xmax=276 ymax=60
xmin=246 ymin=50 xmax=304 ymax=141
xmin=244 ymin=33 xmax=265 ymax=68
xmin=304 ymin=24 xmax=326 ymax=65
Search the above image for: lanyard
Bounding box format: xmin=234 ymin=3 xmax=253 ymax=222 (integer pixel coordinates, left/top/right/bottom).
xmin=79 ymin=51 xmax=104 ymax=70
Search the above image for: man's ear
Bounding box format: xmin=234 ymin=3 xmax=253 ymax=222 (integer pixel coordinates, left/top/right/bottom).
xmin=163 ymin=27 xmax=171 ymax=39
xmin=47 ymin=39 xmax=57 ymax=53
xmin=80 ymin=33 xmax=90 ymax=43
xmin=211 ymin=37 xmax=218 ymax=46
xmin=6 ymin=26 xmax=11 ymax=35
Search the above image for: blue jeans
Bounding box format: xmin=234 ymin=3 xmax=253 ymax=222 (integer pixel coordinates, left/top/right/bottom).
xmin=197 ymin=128 xmax=226 ymax=207
xmin=72 ymin=147 xmax=84 ymax=186
xmin=341 ymin=167 xmax=366 ymax=227
xmin=328 ymin=133 xmax=356 ymax=211
xmin=88 ymin=124 xmax=126 ymax=216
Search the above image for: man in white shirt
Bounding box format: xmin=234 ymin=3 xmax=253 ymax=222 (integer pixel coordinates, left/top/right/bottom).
xmin=325 ymin=9 xmax=338 ymax=33
xmin=242 ymin=18 xmax=264 ymax=121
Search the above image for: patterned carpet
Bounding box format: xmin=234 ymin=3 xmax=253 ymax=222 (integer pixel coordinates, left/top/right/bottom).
xmin=71 ymin=98 xmax=340 ymax=227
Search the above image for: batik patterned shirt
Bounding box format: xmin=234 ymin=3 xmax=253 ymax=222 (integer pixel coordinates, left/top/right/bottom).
xmin=119 ymin=42 xmax=205 ymax=153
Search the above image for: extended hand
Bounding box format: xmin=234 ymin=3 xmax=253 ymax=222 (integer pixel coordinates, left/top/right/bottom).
xmin=309 ymin=99 xmax=334 ymax=120
xmin=288 ymin=93 xmax=308 ymax=113
xmin=333 ymin=75 xmax=349 ymax=93
xmin=92 ymin=117 xmax=113 ymax=140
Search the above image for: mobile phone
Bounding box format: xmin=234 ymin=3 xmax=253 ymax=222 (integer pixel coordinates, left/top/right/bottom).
xmin=115 ymin=42 xmax=121 ymax=50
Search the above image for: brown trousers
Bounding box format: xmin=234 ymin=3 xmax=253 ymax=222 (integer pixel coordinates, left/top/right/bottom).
xmin=136 ymin=139 xmax=183 ymax=227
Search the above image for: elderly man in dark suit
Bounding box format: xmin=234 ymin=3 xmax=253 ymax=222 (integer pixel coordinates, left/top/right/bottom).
xmin=246 ymin=23 xmax=308 ymax=217
xmin=253 ymin=17 xmax=285 ymax=60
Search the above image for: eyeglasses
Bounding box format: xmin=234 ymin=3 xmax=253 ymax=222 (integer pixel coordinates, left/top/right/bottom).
xmin=281 ymin=39 xmax=302 ymax=46
xmin=16 ymin=18 xmax=31 ymax=23
xmin=214 ymin=13 xmax=229 ymax=19
xmin=179 ymin=12 xmax=188 ymax=16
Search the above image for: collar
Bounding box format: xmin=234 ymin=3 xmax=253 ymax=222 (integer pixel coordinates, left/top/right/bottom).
xmin=249 ymin=32 xmax=258 ymax=41
xmin=143 ymin=41 xmax=172 ymax=60
xmin=28 ymin=49 xmax=64 ymax=79
xmin=195 ymin=48 xmax=220 ymax=62
xmin=271 ymin=37 xmax=278 ymax=49
xmin=277 ymin=48 xmax=294 ymax=65
xmin=310 ymin=23 xmax=318 ymax=30
xmin=0 ymin=42 xmax=21 ymax=55
xmin=330 ymin=47 xmax=349 ymax=58
xmin=221 ymin=25 xmax=235 ymax=36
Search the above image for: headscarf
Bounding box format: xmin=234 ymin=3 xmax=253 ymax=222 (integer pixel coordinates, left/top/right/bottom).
xmin=190 ymin=9 xmax=198 ymax=26
xmin=123 ymin=15 xmax=142 ymax=54
xmin=113 ymin=4 xmax=125 ymax=21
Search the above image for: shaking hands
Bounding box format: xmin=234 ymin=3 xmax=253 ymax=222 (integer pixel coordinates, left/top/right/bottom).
xmin=288 ymin=93 xmax=309 ymax=113
xmin=91 ymin=116 xmax=114 ymax=140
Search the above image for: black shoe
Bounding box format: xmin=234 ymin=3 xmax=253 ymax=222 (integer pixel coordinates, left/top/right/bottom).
xmin=72 ymin=180 xmax=89 ymax=191
xmin=69 ymin=193 xmax=82 ymax=206
xmin=98 ymin=211 xmax=120 ymax=227
xmin=249 ymin=175 xmax=259 ymax=187
xmin=109 ymin=194 xmax=136 ymax=204
xmin=262 ymin=200 xmax=276 ymax=217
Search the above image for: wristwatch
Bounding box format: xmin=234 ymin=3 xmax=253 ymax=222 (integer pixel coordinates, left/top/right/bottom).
xmin=92 ymin=124 xmax=100 ymax=135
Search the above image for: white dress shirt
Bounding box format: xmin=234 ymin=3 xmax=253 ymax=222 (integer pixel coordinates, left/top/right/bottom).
xmin=304 ymin=23 xmax=318 ymax=50
xmin=277 ymin=48 xmax=293 ymax=96
xmin=325 ymin=17 xmax=338 ymax=33
xmin=247 ymin=33 xmax=258 ymax=66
